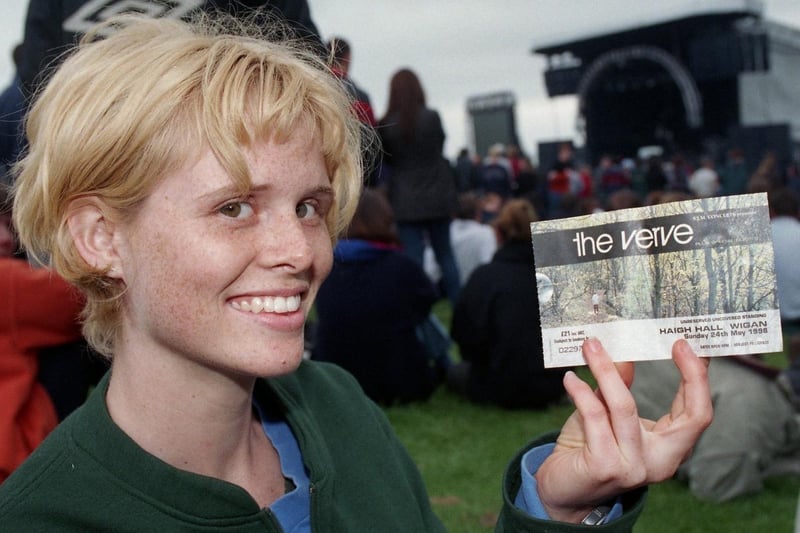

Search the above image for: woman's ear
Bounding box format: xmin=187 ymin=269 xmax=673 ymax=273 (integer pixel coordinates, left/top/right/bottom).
xmin=66 ymin=198 xmax=124 ymax=279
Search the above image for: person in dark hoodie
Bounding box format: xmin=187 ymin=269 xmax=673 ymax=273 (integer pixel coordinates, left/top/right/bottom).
xmin=450 ymin=198 xmax=569 ymax=409
xmin=312 ymin=188 xmax=447 ymax=405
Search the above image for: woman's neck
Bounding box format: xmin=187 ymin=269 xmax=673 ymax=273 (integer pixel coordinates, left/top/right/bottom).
xmin=105 ymin=352 xmax=287 ymax=507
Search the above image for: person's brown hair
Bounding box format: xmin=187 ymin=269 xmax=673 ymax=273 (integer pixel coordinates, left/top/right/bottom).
xmin=492 ymin=198 xmax=538 ymax=244
xmin=345 ymin=189 xmax=398 ymax=244
xmin=380 ymin=68 xmax=426 ymax=141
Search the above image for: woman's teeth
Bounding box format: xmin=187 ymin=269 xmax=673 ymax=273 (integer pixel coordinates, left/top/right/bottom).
xmin=231 ymin=295 xmax=301 ymax=314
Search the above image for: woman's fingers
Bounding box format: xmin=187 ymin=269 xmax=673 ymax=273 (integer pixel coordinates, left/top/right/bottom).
xmin=582 ymin=338 xmax=643 ymax=459
xmin=638 ymin=341 xmax=712 ymax=481
xmin=551 ymin=338 xmax=713 ymax=505
xmin=650 ymin=340 xmax=712 ymax=433
xmin=670 ymin=339 xmax=712 ymax=425
xmin=541 ymin=338 xmax=714 ymax=522
xmin=560 ymin=370 xmax=604 ymax=449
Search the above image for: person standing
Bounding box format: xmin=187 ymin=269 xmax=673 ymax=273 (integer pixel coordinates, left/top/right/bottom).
xmin=721 ymin=148 xmax=748 ymax=196
xmin=688 ymin=156 xmax=721 ymax=198
xmin=453 ymin=148 xmax=483 ymax=193
xmin=327 ymin=36 xmax=376 ymax=128
xmin=481 ymin=143 xmax=513 ymax=200
xmin=326 ymin=36 xmax=381 ymax=188
xmin=378 ymin=68 xmax=460 ymax=304
xmin=770 ymin=188 xmax=800 ymax=403
xmin=769 ymin=187 xmax=800 ymax=329
xmin=0 ymin=45 xmax=25 ymax=186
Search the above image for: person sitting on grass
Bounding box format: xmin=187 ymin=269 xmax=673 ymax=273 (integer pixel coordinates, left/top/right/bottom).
xmin=632 ymin=351 xmax=800 ymax=503
xmin=311 ymin=188 xmax=448 ymax=405
xmin=0 ymin=13 xmax=712 ymax=531
xmin=449 ymin=198 xmax=569 ymax=409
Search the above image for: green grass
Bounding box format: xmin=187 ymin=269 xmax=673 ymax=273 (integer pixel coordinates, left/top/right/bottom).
xmin=385 ymin=386 xmax=800 ymax=532
xmin=385 ymin=389 xmax=573 ymax=531
xmin=380 ymin=301 xmax=800 ymax=532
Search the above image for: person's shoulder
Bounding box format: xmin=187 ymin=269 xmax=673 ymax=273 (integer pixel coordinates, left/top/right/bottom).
xmin=462 ymin=259 xmax=498 ymax=286
xmin=379 ymin=247 xmax=427 ymax=270
xmin=0 ymin=256 xmax=30 ymax=273
xmin=359 ymin=247 xmax=432 ymax=283
xmin=772 ymin=216 xmax=800 ymax=240
xmin=464 ymin=245 xmax=531 ymax=285
xmin=462 ymin=220 xmax=495 ymax=237
xmin=0 ymin=414 xmax=78 ymax=522
xmin=419 ymin=107 xmax=442 ymax=123
xmin=690 ymin=167 xmax=714 ymax=179
xmin=0 ymin=259 xmax=73 ymax=289
xmin=773 ymin=216 xmax=800 ymax=228
xmin=266 ymin=361 xmax=390 ymax=432
xmin=270 ymin=360 xmax=368 ymax=401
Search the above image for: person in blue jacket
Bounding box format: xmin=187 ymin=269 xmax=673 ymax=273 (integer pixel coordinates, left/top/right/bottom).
xmin=312 ymin=188 xmax=448 ymax=405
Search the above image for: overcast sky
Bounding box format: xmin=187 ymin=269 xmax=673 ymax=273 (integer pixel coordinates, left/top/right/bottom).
xmin=311 ymin=0 xmax=800 ymax=158
xmin=1 ymin=1 xmax=798 ymax=159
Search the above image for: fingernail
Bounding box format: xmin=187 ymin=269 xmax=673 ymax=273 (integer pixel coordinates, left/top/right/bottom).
xmin=583 ymin=336 xmax=601 ymax=354
xmin=675 ymin=338 xmax=690 ymax=354
xmin=563 ymin=370 xmax=581 ymax=387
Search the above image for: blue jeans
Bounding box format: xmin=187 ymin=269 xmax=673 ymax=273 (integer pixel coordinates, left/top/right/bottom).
xmin=397 ymin=219 xmax=460 ymax=304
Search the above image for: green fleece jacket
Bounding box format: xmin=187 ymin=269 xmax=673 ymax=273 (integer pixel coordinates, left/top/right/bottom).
xmin=0 ymin=360 xmax=644 ymax=531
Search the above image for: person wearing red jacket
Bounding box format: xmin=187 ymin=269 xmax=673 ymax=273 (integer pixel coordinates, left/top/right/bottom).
xmin=0 ymin=192 xmax=84 ymax=482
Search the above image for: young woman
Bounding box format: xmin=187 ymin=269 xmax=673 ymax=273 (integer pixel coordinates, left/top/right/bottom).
xmin=0 ymin=14 xmax=712 ymax=531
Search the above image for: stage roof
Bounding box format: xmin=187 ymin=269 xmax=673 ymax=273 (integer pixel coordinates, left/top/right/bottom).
xmin=532 ymin=0 xmax=763 ymax=54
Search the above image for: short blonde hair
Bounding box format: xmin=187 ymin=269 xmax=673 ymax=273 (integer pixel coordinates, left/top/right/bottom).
xmin=12 ymin=14 xmax=365 ymax=357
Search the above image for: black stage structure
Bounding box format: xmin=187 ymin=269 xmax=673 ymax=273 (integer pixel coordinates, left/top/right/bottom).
xmin=466 ymin=92 xmax=519 ymax=159
xmin=532 ymin=2 xmax=800 ymax=169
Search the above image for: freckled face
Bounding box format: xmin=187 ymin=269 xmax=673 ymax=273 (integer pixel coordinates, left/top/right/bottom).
xmin=114 ymin=128 xmax=334 ymax=379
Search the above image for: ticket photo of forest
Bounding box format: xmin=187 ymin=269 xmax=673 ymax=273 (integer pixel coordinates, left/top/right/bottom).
xmin=531 ymin=193 xmax=783 ymax=366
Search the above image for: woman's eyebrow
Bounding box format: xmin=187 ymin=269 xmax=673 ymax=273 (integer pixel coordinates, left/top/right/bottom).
xmin=307 ymin=185 xmax=335 ymax=198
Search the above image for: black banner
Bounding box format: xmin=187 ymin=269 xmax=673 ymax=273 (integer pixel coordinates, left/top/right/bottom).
xmin=532 ymin=205 xmax=772 ymax=268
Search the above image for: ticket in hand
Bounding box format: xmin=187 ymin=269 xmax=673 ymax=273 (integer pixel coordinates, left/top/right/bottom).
xmin=530 ymin=193 xmax=782 ymax=368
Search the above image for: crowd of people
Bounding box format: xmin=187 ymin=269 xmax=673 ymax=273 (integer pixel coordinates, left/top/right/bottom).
xmin=1 ymin=0 xmax=798 ymax=530
xmin=431 ymin=142 xmax=800 ymax=505
xmin=447 ymin=140 xmax=800 ymax=223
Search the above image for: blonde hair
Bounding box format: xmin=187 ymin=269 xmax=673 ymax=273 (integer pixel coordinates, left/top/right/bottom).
xmin=12 ymin=14 xmax=365 ymax=357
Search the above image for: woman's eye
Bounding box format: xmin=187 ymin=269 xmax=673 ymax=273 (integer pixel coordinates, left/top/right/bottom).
xmin=296 ymin=201 xmax=318 ymax=220
xmin=219 ymin=202 xmax=254 ymax=219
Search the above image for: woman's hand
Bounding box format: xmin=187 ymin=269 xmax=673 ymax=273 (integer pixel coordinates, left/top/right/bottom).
xmin=535 ymin=337 xmax=712 ymax=523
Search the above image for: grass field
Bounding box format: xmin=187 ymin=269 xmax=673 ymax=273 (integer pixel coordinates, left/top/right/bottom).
xmin=385 ymin=387 xmax=800 ymax=532
xmin=381 ymin=301 xmax=800 ymax=532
